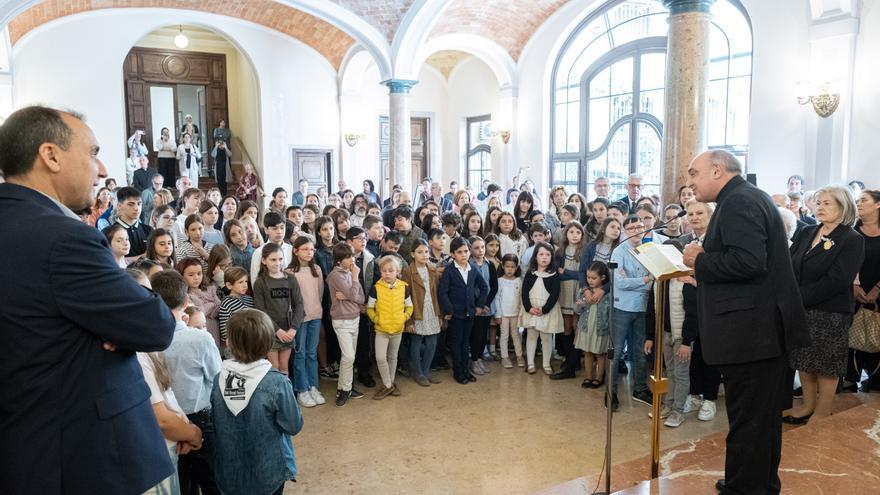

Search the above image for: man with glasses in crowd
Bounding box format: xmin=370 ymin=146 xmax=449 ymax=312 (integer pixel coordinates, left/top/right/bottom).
xmin=618 ymin=173 xmax=643 ymax=210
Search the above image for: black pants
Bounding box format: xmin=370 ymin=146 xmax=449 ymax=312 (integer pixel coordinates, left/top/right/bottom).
xmin=559 ymin=345 xmax=584 ymax=375
xmin=447 ymin=316 xmax=474 ymax=381
xmin=717 ymin=354 xmax=788 ymax=495
xmin=432 ymin=328 xmax=449 ymax=368
xmin=157 ymin=157 xmax=176 ymax=189
xmin=178 ymin=409 xmax=219 ymax=495
xmin=556 ymin=331 xmax=573 ymax=360
xmin=354 ymin=314 xmax=374 ymax=380
xmin=214 ymin=153 xmax=227 ymax=196
xmin=689 ymin=338 xmax=722 ymax=400
xmin=845 ymin=348 xmax=880 ymax=389
xmin=470 ymin=316 xmax=491 ymax=361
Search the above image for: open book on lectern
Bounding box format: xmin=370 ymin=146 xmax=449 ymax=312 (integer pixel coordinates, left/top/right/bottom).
xmin=630 ymin=242 xmax=694 ymax=280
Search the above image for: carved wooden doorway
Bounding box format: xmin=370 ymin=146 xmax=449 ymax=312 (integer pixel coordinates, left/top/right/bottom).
xmin=123 ymin=47 xmax=228 ymax=175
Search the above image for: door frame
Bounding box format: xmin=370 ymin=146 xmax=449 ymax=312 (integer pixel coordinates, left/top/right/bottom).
xmin=290 ymin=147 xmax=334 ymax=194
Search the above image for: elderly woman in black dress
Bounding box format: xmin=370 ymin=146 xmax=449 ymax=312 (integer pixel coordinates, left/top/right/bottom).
xmin=784 ymin=185 xmax=864 ymax=424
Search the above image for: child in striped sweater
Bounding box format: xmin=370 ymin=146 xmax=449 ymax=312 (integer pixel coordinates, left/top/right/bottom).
xmin=218 ymin=266 xmax=254 ymax=357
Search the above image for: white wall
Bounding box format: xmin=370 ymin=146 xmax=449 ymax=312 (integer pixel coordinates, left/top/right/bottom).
xmin=11 ymin=9 xmax=338 ymax=195
xmin=849 ymin=1 xmax=880 ymax=189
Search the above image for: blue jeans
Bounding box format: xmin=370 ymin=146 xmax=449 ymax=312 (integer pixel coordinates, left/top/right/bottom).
xmin=293 ymin=319 xmax=320 ymax=393
xmin=611 ymin=309 xmax=646 ymax=395
xmin=409 ymin=334 xmax=438 ymax=379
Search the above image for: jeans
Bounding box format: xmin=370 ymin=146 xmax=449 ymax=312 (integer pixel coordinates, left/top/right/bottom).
xmin=409 ymin=333 xmax=438 ymax=379
xmin=662 ymin=333 xmax=690 ymax=412
xmin=375 ymin=332 xmax=402 ymax=388
xmin=611 ymin=309 xmax=646 ymax=395
xmin=293 ymin=319 xmax=320 ymax=393
xmin=447 ymin=317 xmax=474 ymax=380
xmin=332 ymin=318 xmax=359 ymax=392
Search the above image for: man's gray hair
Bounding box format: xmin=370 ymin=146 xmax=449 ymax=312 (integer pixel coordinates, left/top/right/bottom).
xmin=628 ymin=173 xmax=643 ymax=181
xmin=708 ymin=150 xmax=743 ymax=174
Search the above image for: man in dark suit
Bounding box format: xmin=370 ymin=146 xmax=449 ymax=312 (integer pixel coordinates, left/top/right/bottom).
xmin=0 ymin=106 xmax=178 ymax=494
xmin=683 ymin=150 xmax=809 ymax=495
xmin=616 ymin=173 xmax=643 ymax=210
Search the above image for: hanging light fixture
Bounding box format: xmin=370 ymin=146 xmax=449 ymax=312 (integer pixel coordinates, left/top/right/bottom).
xmin=174 ymin=25 xmax=189 ymax=49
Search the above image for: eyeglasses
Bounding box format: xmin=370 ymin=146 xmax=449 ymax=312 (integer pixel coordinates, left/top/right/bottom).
xmin=350 ymin=235 xmax=367 ymax=241
xmin=627 ymin=183 xmax=642 ymax=189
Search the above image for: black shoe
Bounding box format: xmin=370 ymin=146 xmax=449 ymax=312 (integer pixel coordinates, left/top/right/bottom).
xmin=455 ymin=376 xmax=470 ymax=385
xmin=715 ymin=479 xmax=725 ymax=493
xmin=467 ymin=375 xmax=477 ymax=382
xmin=792 ymin=386 xmax=803 ymax=399
xmin=605 ymin=392 xmax=620 ymax=412
xmin=782 ymin=413 xmax=812 ymax=425
xmin=335 ymin=390 xmax=350 ymax=407
xmin=320 ymin=367 xmax=338 ymax=380
xmin=359 ymin=374 xmax=376 ymax=388
xmin=839 ymin=381 xmax=858 ymax=393
xmin=549 ymin=371 xmax=576 ymax=380
xmin=632 ymin=390 xmax=653 ymax=406
xmin=397 ymin=366 xmax=411 ymax=378
xmin=618 ymin=360 xmax=628 ymax=374
xmin=349 ymin=389 xmax=365 ymax=399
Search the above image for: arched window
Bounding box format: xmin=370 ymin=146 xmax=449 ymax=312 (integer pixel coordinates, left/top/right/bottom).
xmin=550 ymin=0 xmax=752 ymax=199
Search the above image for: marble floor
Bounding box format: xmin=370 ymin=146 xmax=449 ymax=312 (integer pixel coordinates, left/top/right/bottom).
xmin=286 ymin=359 xmax=729 ymax=494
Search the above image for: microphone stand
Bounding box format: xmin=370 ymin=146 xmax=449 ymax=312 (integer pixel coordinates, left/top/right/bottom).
xmin=593 ymin=210 xmax=685 ymax=495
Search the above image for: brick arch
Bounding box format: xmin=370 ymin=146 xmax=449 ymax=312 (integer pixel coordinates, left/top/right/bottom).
xmin=428 ymin=0 xmax=569 ymax=61
xmin=7 ymin=0 xmax=356 ymax=69
xmin=330 ymin=0 xmax=414 ymax=43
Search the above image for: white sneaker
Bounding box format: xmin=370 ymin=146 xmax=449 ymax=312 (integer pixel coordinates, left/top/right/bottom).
xmin=698 ymin=400 xmax=716 ymax=421
xmin=648 ymin=405 xmax=671 ymax=419
xmin=683 ymin=395 xmax=703 ymax=414
xmin=309 ymin=386 xmax=326 ymax=405
xmin=664 ymin=410 xmax=686 ymax=428
xmin=478 ymin=359 xmax=490 ymax=374
xmin=297 ymin=391 xmax=316 ymax=408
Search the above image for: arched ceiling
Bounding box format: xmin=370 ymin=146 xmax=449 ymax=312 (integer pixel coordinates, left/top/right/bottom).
xmin=428 ymin=0 xmax=569 ymax=61
xmin=330 ymin=0 xmax=413 ymax=43
xmin=7 ymin=0 xmax=356 ymax=69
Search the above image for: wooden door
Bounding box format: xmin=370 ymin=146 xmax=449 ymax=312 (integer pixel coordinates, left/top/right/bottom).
xmin=411 ymin=117 xmax=429 ymax=183
xmin=292 ymin=149 xmax=332 ymax=193
xmin=378 ymin=116 xmax=430 ymax=193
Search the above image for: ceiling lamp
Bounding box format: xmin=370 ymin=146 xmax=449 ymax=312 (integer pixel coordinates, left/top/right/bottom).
xmin=174 ymin=25 xmax=189 ymax=49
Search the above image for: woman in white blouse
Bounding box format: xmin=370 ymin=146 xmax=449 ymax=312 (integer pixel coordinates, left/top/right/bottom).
xmin=176 ymin=132 xmax=201 ymax=188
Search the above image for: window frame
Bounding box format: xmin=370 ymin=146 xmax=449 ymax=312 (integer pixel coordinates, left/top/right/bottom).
xmin=466 ymin=114 xmax=492 ymax=187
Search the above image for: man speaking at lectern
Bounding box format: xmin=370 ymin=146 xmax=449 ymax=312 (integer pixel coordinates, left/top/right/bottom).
xmin=682 ymin=150 xmax=808 ymax=495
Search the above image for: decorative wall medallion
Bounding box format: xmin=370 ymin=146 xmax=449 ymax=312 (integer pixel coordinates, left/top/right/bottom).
xmin=163 ymin=55 xmax=189 ymax=79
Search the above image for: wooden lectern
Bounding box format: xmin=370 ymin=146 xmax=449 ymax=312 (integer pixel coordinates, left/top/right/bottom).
xmin=629 ymin=242 xmax=694 ymax=479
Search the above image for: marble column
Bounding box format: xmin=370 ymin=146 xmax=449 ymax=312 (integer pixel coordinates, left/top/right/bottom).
xmin=660 ymin=0 xmax=715 ymax=206
xmin=381 ymin=79 xmax=418 ymax=194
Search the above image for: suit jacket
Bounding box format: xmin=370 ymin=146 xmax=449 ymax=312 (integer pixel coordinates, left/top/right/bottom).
xmin=0 ymin=183 xmax=177 ymax=494
xmin=789 ymin=223 xmax=864 ymax=314
xmin=694 ymin=176 xmax=809 ymax=366
xmin=438 ymin=261 xmax=489 ymax=318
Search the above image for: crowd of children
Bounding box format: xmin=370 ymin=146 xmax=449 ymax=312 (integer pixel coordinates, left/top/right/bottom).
xmin=101 ymin=176 xmax=723 ymax=494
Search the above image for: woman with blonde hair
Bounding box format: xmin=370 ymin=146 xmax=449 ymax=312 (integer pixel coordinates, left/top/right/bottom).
xmin=784 ymin=185 xmax=864 ymax=424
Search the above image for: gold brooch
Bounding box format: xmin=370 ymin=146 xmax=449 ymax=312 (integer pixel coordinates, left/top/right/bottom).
xmin=821 ymin=236 xmax=834 ymax=251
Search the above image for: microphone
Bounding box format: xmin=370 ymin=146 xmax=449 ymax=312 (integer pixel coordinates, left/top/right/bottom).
xmin=618 ymin=209 xmax=686 ymax=245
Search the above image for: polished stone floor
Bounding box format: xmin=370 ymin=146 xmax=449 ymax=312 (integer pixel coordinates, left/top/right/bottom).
xmin=286 ymin=358 xmax=729 ymax=494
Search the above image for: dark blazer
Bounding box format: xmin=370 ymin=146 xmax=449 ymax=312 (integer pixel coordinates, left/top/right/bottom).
xmin=789 ymin=223 xmax=864 ymax=314
xmin=694 ymin=176 xmax=809 ymax=366
xmin=438 ymin=261 xmax=489 ymax=318
xmin=0 ymin=184 xmax=177 ymax=494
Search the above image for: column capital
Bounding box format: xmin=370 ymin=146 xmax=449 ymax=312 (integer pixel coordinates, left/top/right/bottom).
xmin=381 ymin=79 xmax=419 ymax=94
xmin=662 ymin=0 xmax=716 ymax=15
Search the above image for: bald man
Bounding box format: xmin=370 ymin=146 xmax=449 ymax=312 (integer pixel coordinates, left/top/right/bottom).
xmin=683 ymin=150 xmax=809 ymax=495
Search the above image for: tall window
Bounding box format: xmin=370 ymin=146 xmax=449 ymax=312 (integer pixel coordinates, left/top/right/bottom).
xmin=550 ymin=0 xmax=752 ymax=199
xmin=466 ymin=115 xmax=492 ymax=187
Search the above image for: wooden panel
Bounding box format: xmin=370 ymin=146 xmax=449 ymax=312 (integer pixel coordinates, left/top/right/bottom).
xmin=188 ymin=59 xmax=211 ymax=80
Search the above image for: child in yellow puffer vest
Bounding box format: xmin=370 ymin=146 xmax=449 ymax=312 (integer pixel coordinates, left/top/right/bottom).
xmin=367 ymin=255 xmax=414 ymax=399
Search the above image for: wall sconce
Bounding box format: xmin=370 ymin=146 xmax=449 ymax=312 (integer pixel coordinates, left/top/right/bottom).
xmin=344 ymin=133 xmax=365 ymax=147
xmin=796 ymin=82 xmax=840 ymax=118
xmin=490 ymin=130 xmax=511 ymax=144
